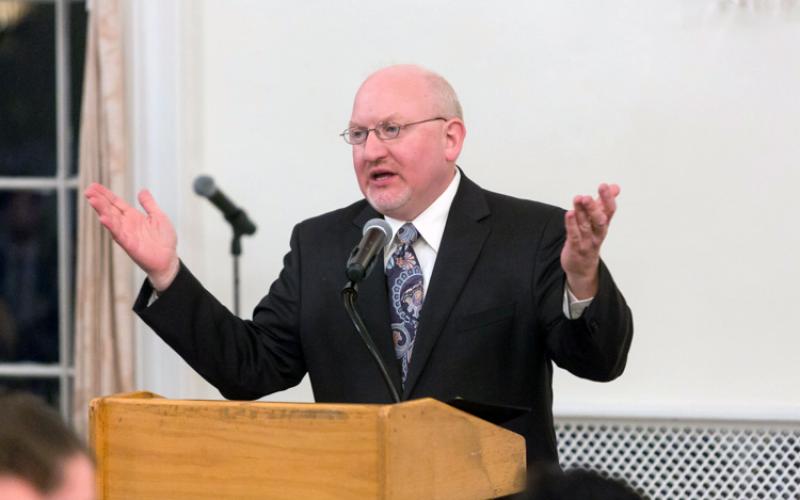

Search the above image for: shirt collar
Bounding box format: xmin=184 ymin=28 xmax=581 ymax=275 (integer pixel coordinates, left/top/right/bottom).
xmin=384 ymin=168 xmax=461 ymax=253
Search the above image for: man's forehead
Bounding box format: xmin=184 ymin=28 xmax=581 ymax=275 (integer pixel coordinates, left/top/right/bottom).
xmin=348 ymin=112 xmax=401 ymax=127
xmin=350 ymin=77 xmax=435 ymax=124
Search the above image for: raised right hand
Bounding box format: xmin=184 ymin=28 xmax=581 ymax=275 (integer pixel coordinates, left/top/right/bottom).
xmin=85 ymin=182 xmax=180 ymax=291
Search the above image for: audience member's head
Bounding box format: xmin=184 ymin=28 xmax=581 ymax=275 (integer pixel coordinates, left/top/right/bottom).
xmin=0 ymin=392 xmax=95 ymax=500
xmin=526 ymin=465 xmax=645 ymax=500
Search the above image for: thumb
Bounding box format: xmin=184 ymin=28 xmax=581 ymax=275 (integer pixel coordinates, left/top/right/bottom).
xmin=137 ymin=189 xmax=163 ymax=216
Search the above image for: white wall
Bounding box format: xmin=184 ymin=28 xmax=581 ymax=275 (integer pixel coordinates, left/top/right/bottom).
xmin=132 ymin=0 xmax=800 ymax=419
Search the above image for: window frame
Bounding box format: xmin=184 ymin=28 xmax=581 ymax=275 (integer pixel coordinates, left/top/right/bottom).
xmin=0 ymin=0 xmax=82 ymax=420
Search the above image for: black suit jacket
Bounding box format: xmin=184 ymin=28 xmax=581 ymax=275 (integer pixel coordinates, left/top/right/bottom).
xmin=135 ymin=173 xmax=633 ymax=465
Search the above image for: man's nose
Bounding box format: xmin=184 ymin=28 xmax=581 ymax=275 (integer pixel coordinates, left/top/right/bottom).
xmin=361 ymin=130 xmax=388 ymax=162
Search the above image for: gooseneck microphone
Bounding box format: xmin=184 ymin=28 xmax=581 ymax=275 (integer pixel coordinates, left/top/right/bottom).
xmin=342 ymin=218 xmax=401 ymax=403
xmin=193 ymin=175 xmax=257 ymax=236
xmin=346 ymin=218 xmax=393 ymax=283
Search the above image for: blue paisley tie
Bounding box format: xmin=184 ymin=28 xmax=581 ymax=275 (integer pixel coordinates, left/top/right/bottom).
xmin=386 ymin=223 xmax=425 ymax=385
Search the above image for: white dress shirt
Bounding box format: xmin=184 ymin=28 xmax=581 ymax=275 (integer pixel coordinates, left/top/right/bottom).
xmin=382 ymin=169 xmax=592 ymax=319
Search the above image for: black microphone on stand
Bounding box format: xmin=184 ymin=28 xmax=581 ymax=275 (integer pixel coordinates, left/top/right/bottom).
xmin=341 ymin=218 xmax=401 ymax=403
xmin=193 ymin=175 xmax=257 ymax=235
xmin=193 ymin=175 xmax=256 ymax=316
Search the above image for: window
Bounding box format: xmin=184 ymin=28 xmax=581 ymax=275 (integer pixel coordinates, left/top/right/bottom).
xmin=0 ymin=0 xmax=87 ymax=420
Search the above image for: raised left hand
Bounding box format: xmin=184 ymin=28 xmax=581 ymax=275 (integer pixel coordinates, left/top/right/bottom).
xmin=561 ymin=183 xmax=620 ymax=299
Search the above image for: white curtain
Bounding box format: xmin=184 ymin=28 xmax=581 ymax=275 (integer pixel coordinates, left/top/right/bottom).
xmin=73 ymin=0 xmax=135 ymax=438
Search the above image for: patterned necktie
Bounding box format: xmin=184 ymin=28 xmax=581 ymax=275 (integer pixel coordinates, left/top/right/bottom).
xmin=386 ymin=223 xmax=425 ymax=385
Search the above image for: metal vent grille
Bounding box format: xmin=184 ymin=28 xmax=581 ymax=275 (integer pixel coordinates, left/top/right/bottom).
xmin=555 ymin=418 xmax=800 ymax=499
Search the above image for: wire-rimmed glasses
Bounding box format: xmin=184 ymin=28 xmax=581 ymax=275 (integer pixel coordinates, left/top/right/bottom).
xmin=340 ymin=117 xmax=447 ymax=145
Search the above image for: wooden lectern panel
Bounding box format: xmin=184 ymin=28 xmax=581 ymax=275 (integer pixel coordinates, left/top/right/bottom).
xmin=381 ymin=399 xmax=525 ymax=499
xmin=90 ymin=392 xmax=525 ymax=499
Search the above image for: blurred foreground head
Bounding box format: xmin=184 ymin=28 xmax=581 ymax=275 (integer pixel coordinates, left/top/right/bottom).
xmin=526 ymin=466 xmax=645 ymax=500
xmin=0 ymin=392 xmax=95 ymax=500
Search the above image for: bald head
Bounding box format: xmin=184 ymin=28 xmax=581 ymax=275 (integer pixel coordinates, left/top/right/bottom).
xmin=354 ymin=65 xmax=463 ymax=121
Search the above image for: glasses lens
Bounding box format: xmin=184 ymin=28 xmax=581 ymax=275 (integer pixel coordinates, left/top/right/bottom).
xmin=347 ymin=128 xmax=368 ymax=144
xmin=378 ymin=123 xmax=401 ymax=140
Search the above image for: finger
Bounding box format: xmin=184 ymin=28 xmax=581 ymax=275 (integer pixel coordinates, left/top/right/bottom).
xmin=97 ymin=214 xmax=121 ymax=235
xmin=564 ymin=210 xmax=582 ymax=244
xmin=585 ymin=190 xmax=609 ymax=234
xmin=575 ymin=195 xmax=608 ymax=243
xmin=84 ymin=182 xmax=103 ymax=199
xmin=598 ymin=183 xmax=620 ymax=222
xmin=84 ymin=182 xmax=116 ymax=206
xmin=85 ymin=183 xmax=110 ymax=209
xmin=85 ymin=188 xmax=107 ymax=211
xmin=588 ymin=204 xmax=609 ymax=235
xmin=85 ymin=189 xmax=119 ymax=220
xmin=85 ymin=184 xmax=130 ymax=239
xmin=573 ymin=195 xmax=594 ymax=235
xmin=86 ymin=182 xmax=134 ymax=216
xmin=137 ymin=189 xmax=163 ymax=216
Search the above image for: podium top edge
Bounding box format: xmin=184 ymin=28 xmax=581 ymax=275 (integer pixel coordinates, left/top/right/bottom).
xmin=91 ymin=393 xmax=448 ymax=411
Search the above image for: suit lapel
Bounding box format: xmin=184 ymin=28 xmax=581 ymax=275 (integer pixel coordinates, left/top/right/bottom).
xmin=402 ymin=174 xmax=491 ymax=398
xmin=350 ymin=205 xmax=403 ymax=395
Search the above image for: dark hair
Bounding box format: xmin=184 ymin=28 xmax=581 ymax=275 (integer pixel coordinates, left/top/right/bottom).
xmin=0 ymin=391 xmax=89 ymax=493
xmin=526 ymin=466 xmax=645 ymax=500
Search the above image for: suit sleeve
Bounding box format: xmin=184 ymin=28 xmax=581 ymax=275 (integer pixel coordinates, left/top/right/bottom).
xmin=134 ymin=226 xmax=307 ymax=399
xmin=533 ymin=209 xmax=633 ymax=382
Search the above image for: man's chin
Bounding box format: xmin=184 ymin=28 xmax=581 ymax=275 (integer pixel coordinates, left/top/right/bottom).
xmin=366 ymin=191 xmax=411 ymax=219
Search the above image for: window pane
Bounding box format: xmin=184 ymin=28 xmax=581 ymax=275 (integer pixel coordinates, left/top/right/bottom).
xmin=69 ymin=1 xmax=87 ymax=177
xmin=0 ymin=190 xmax=59 ymax=362
xmin=0 ymin=2 xmax=57 ymax=177
xmin=0 ymin=377 xmax=60 ymax=409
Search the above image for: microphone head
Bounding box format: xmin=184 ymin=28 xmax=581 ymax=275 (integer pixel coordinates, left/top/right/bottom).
xmin=193 ymin=175 xmax=216 ymax=197
xmin=363 ymin=218 xmax=393 ymax=247
xmin=345 ymin=218 xmax=393 ymax=282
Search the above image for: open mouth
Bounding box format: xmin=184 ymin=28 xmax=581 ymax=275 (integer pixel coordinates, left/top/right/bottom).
xmin=370 ymin=170 xmax=396 ymax=181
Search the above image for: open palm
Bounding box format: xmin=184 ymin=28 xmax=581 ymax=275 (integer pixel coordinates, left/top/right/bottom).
xmin=85 ymin=182 xmax=179 ymax=289
xmin=561 ymin=183 xmax=620 ymax=299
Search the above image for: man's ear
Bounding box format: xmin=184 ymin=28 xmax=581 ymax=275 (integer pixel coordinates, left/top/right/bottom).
xmin=443 ymin=119 xmax=466 ymax=162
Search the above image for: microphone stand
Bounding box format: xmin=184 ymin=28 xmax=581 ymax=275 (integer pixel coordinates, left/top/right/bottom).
xmin=342 ymin=281 xmax=401 ymax=403
xmin=226 ymin=209 xmax=251 ymax=317
xmin=231 ymin=232 xmax=243 ymax=316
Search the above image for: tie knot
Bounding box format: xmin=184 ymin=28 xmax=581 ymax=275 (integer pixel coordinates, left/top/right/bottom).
xmin=397 ymin=223 xmax=420 ymax=245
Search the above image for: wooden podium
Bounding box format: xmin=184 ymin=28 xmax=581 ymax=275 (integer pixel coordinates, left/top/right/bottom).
xmin=90 ymin=392 xmax=526 ymax=499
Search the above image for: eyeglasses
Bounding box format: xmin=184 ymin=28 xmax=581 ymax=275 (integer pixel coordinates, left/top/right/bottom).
xmin=340 ymin=117 xmax=447 ymax=145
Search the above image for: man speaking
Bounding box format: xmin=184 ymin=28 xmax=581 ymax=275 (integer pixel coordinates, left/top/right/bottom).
xmin=84 ymin=64 xmax=633 ymax=465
